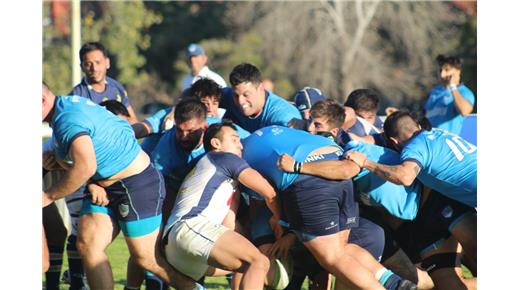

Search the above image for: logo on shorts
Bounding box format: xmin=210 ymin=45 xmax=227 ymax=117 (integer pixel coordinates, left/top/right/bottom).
xmin=325 ymin=221 xmax=337 ymax=230
xmin=441 ymin=205 xmax=453 ymax=219
xmin=119 ymin=203 xmax=129 ymax=219
xmin=346 ymin=217 xmax=357 ymax=225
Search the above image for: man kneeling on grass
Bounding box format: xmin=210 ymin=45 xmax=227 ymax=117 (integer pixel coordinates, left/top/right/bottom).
xmin=162 ymin=121 xmax=284 ymax=290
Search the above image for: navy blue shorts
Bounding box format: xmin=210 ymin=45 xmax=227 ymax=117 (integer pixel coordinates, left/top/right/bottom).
xmin=394 ymin=189 xmax=476 ymax=259
xmin=348 ymin=217 xmax=385 ymax=261
xmin=282 ymin=175 xmax=359 ymax=237
xmin=81 ymin=164 xmax=165 ymax=237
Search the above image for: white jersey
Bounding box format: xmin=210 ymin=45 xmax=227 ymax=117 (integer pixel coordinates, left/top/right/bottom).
xmin=166 ymin=152 xmax=249 ymax=227
xmin=182 ymin=66 xmax=227 ymax=90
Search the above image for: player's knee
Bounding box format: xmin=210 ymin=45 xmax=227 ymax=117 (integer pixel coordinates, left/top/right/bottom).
xmin=250 ymin=252 xmax=270 ymax=273
xmin=421 ymin=252 xmax=461 ymax=276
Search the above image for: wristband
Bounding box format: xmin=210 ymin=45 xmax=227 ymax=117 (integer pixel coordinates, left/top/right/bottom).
xmin=449 ymin=84 xmax=458 ymax=90
xmin=293 ymin=161 xmax=302 ymax=173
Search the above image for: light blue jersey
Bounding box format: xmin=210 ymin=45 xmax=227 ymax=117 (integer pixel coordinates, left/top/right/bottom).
xmin=345 ymin=141 xmax=421 ymax=220
xmin=52 ymin=95 xmax=141 ymax=181
xmin=151 ymin=117 xmax=250 ymax=186
xmin=424 ymin=84 xmax=475 ymax=135
xmin=221 ymin=88 xmax=302 ymax=132
xmin=242 ymin=126 xmax=341 ymax=190
xmin=401 ymin=129 xmax=477 ymax=207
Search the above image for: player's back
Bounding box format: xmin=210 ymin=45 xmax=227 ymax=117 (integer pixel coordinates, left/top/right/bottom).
xmin=52 ymin=95 xmax=140 ymax=180
xmin=242 ymin=126 xmax=340 ymax=190
xmin=402 ymin=129 xmax=476 ymax=207
xmin=166 ymin=152 xmax=248 ymax=227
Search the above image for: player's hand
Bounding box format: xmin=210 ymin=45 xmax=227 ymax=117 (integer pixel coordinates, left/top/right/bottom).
xmin=346 ymin=151 xmax=367 ymax=168
xmin=161 ymin=108 xmax=175 ymax=132
xmin=277 ymin=154 xmax=295 ymax=173
xmin=88 ymin=184 xmax=109 ymax=206
xmin=449 ymin=71 xmax=461 ymax=87
xmin=42 ymin=153 xmax=65 ymax=171
xmin=268 ymin=233 xmax=296 ymax=259
xmin=269 ymin=216 xmax=284 ymax=240
xmin=42 ymin=192 xmax=53 ymax=208
xmin=385 ymin=106 xmax=399 ymax=116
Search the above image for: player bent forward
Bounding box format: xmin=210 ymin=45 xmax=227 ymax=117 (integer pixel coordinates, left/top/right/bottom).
xmin=163 ymin=122 xmax=284 ymax=290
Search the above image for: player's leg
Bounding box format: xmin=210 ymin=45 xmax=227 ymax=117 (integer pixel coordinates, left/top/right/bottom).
xmin=420 ymin=236 xmax=476 ymax=290
xmin=302 ymin=230 xmax=384 ymax=289
xmin=448 ymin=212 xmax=477 ymax=276
xmin=43 ymin=226 xmax=50 ymax=273
xmin=207 ymin=229 xmax=270 ymax=289
xmin=77 ymin=211 xmax=119 ymax=289
xmin=43 ymin=201 xmax=68 ymax=290
xmin=65 ymin=187 xmax=88 ymax=290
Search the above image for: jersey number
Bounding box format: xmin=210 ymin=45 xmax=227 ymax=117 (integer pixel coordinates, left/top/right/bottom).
xmin=445 ymin=136 xmax=476 ymax=161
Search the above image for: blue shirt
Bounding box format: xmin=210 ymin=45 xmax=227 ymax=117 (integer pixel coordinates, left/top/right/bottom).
xmin=242 ymin=126 xmax=342 ymax=191
xmin=70 ymin=76 xmax=131 ymax=107
xmin=424 ymin=84 xmax=475 ymax=135
xmin=401 ymin=129 xmax=477 ymax=207
xmin=52 ymin=95 xmax=141 ymax=181
xmin=151 ymin=117 xmax=250 ymax=186
xmin=345 ymin=141 xmax=421 ymax=220
xmin=221 ymin=88 xmax=302 ymax=132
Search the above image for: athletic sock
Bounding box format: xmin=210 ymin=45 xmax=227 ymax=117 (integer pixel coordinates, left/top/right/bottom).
xmin=376 ymin=268 xmax=403 ymax=290
xmin=124 ymin=286 xmax=140 ymax=290
xmin=145 ymin=271 xmax=169 ymax=290
xmin=45 ymin=244 xmax=64 ymax=290
xmin=66 ymin=234 xmax=87 ymax=290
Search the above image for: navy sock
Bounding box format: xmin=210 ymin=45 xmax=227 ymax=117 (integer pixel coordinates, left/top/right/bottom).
xmin=46 ymin=245 xmax=64 ymax=290
xmin=66 ymin=235 xmax=87 ymax=289
xmin=382 ymin=272 xmax=403 ymax=290
xmin=145 ymin=271 xmax=169 ymax=290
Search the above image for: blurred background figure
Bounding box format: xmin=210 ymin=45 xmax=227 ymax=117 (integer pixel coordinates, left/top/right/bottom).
xmin=181 ymin=43 xmax=227 ymax=90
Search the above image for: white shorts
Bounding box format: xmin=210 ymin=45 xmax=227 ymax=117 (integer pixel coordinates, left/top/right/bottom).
xmin=164 ymin=215 xmax=229 ymax=280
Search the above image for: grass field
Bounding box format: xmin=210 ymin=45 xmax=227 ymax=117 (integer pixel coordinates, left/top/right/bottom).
xmin=43 ymin=234 xmax=472 ymax=290
xmin=42 ymin=235 xmax=310 ymax=290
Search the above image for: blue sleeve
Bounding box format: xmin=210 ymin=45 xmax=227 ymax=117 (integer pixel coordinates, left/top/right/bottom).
xmin=459 ymin=86 xmax=475 ymax=105
xmin=234 ymin=124 xmax=250 ymax=139
xmin=208 ymin=152 xmax=250 ymax=179
xmin=53 ymin=111 xmax=93 ymax=159
xmin=70 ymin=85 xmax=84 ymax=98
xmin=144 ymin=107 xmax=173 ymax=134
xmin=400 ymin=137 xmax=427 ymax=169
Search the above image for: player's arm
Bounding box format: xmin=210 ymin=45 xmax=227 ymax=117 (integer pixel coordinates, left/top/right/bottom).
xmin=132 ymin=121 xmax=154 ymax=139
xmin=347 ymin=150 xmax=420 ymax=186
xmin=238 ymin=168 xmax=283 ymax=238
xmin=449 ymin=72 xmax=473 ymax=116
xmin=277 ymin=153 xmax=361 ymax=180
xmin=125 ymin=105 xmax=139 ymax=124
xmin=43 ymin=135 xmax=97 ymax=207
xmin=451 ymin=87 xmax=473 ymax=116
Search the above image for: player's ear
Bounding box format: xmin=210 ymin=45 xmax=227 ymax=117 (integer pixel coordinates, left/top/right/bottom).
xmin=389 ymin=136 xmax=400 ymax=146
xmin=106 ymin=57 xmax=111 ymax=70
xmin=331 ymin=127 xmax=340 ymax=138
xmin=210 ymin=137 xmax=221 ymax=151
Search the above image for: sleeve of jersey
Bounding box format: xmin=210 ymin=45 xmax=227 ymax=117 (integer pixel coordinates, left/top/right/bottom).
xmin=53 ymin=112 xmax=92 ymax=157
xmin=114 ymin=82 xmax=131 ymax=107
xmin=144 ymin=107 xmax=172 ymax=134
xmin=460 ymin=86 xmax=475 ymax=105
xmin=212 ymin=152 xmax=250 ymax=179
xmin=234 ymin=124 xmax=251 ymax=139
xmin=400 ymin=138 xmax=426 ymax=169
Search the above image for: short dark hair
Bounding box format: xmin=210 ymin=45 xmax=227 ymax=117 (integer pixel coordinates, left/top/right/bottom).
xmin=383 ymin=110 xmax=419 ymax=139
xmin=310 ymin=98 xmax=346 ymax=129
xmin=229 ymin=63 xmax=262 ymax=87
xmin=188 ymin=78 xmax=223 ymax=102
xmin=344 ymin=89 xmax=380 ymax=113
xmin=436 ymin=54 xmax=462 ymax=70
xmin=79 ymin=42 xmax=108 ymax=62
xmin=174 ymin=99 xmax=207 ymax=125
xmin=99 ymin=100 xmax=130 ymax=117
xmin=203 ymin=120 xmax=237 ymax=152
